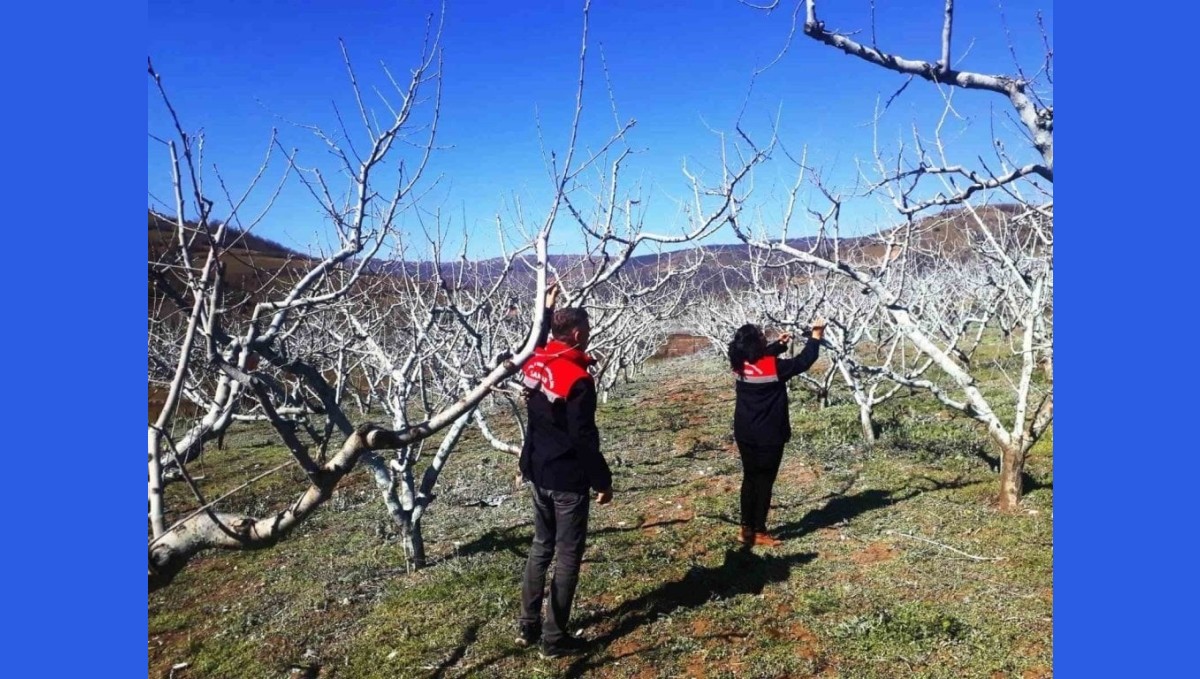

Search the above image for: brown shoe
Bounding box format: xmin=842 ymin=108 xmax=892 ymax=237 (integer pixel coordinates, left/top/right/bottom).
xmin=753 ymin=531 xmax=782 ymax=547
xmin=736 ymin=526 xmax=755 ymax=545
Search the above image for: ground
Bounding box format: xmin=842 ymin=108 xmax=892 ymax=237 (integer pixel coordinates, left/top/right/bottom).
xmin=149 ymin=351 xmax=1053 ymax=679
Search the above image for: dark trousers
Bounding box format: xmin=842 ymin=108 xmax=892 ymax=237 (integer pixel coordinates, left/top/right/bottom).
xmin=519 ymin=484 xmax=590 ymax=643
xmin=736 ymin=440 xmax=784 ymax=532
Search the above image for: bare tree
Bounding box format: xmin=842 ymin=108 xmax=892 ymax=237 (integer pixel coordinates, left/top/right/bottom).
xmin=146 ymin=14 xmax=574 ymax=588
xmin=577 ymin=251 xmax=705 ymax=402
xmin=148 ymin=0 xmax=767 ymax=582
xmin=679 ymin=239 xmax=841 ymax=406
xmin=722 ymin=178 xmax=1050 ymax=512
xmin=709 ymin=0 xmax=1052 ymax=510
xmin=338 ymin=220 xmax=554 ymax=567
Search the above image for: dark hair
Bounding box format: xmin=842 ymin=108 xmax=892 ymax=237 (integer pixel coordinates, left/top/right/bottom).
xmin=728 ymin=323 xmax=766 ymax=373
xmin=551 ymin=307 xmax=589 ymax=340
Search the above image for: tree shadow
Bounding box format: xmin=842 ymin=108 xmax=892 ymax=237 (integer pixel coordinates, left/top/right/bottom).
xmin=560 ymin=548 xmax=816 ymax=677
xmin=970 ymin=450 xmax=1053 ymax=493
xmin=454 ymin=523 xmax=533 ymax=560
xmin=429 ymin=621 xmax=482 ymax=679
xmin=973 ymin=448 xmax=1001 ymax=472
xmin=425 ymin=622 xmax=528 ymax=678
xmin=282 ymin=664 xmax=319 ymax=679
xmin=618 ymin=479 xmax=691 ymax=493
xmin=1025 ymin=473 xmax=1052 ymax=492
xmin=447 ymin=476 xmax=980 ymax=676
xmin=455 ymin=519 xmax=693 ymax=560
xmin=695 ymin=513 xmax=740 ymax=527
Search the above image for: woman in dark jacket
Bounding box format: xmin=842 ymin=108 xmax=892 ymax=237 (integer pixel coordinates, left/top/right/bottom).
xmin=728 ymin=320 xmax=825 ymax=547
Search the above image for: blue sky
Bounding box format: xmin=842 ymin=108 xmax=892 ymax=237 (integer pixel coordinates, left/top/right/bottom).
xmin=149 ymin=0 xmax=1053 ymax=258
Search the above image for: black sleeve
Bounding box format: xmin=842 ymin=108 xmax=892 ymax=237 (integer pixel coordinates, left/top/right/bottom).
xmin=566 ymin=377 xmax=612 ymax=493
xmin=765 ymin=340 xmax=788 ymax=356
xmin=777 ymin=337 xmax=821 ymax=382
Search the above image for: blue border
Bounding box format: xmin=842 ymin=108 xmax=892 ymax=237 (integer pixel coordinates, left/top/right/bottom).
xmin=6 ymin=0 xmax=143 ymax=675
xmin=6 ymin=1 xmax=1190 ymax=676
xmin=1060 ymin=3 xmax=1193 ymax=677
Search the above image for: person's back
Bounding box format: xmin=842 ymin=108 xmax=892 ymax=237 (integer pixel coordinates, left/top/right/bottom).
xmin=516 ymin=302 xmax=613 ymax=659
xmin=727 ymin=323 xmax=824 ymax=547
xmin=733 ymin=353 xmax=794 ymax=448
xmin=520 ymin=339 xmax=608 ymax=494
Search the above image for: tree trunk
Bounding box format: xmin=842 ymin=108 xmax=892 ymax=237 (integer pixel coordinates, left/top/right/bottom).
xmin=148 ymin=430 xmax=166 ymax=537
xmin=363 ymin=407 xmax=474 ymax=571
xmin=403 ymin=521 xmax=426 ymax=570
xmin=859 ymin=402 xmax=877 ymax=443
xmin=998 ymin=442 xmax=1027 ymax=511
xmin=405 ymin=408 xmax=473 ymax=567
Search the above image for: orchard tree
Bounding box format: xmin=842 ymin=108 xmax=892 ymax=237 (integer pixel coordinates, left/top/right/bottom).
xmin=717 ymin=0 xmax=1053 ymax=509
xmin=148 ymin=0 xmax=762 ymax=585
xmin=146 ymin=13 xmax=565 ymax=588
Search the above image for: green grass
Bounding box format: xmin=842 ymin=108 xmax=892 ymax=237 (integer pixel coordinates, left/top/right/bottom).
xmin=149 ymin=352 xmax=1052 ymax=679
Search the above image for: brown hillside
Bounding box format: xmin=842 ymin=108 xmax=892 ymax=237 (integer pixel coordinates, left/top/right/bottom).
xmin=148 ymin=203 xmax=1048 ymax=318
xmin=149 ymin=211 xmax=321 ymax=315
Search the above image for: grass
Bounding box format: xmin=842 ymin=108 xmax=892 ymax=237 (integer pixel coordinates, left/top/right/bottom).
xmin=149 ymin=352 xmax=1052 ymax=679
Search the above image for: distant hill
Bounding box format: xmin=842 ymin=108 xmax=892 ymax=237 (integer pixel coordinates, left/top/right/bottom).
xmin=149 ymin=211 xmax=322 ymax=316
xmin=148 ymin=211 xmax=305 ymax=259
xmin=150 ymin=203 xmax=1048 ymax=309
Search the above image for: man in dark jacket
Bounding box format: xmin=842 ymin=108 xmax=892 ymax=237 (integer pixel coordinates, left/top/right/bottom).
xmin=728 ymin=321 xmax=825 ymax=547
xmin=515 ymin=297 xmax=613 ymax=659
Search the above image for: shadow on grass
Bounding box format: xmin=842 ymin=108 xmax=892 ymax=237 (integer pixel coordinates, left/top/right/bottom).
xmin=965 ymin=449 xmax=1053 ymax=494
xmin=448 ymin=476 xmax=977 ymax=675
xmin=1025 ymin=473 xmax=1052 ymax=493
xmin=282 ymin=664 xmax=319 ymax=678
xmin=429 ymin=620 xmax=482 ymax=679
xmin=456 ymin=519 xmax=693 ymax=561
xmin=618 ymin=479 xmax=691 ymax=493
xmin=774 ymin=475 xmax=976 ymax=541
xmin=696 ymin=473 xmax=978 ymax=544
xmin=454 ymin=522 xmax=534 ymax=560
xmin=436 ymin=634 xmax=526 ymax=678
xmin=560 ymin=548 xmax=817 ymax=677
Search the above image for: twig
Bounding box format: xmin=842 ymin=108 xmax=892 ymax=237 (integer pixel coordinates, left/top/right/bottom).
xmin=884 ymin=529 xmax=1003 ymax=561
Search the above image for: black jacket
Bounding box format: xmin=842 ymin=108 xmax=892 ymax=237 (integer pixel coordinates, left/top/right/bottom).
xmin=732 ymin=337 xmax=821 ymax=447
xmin=520 ymin=373 xmax=612 ymax=494
xmin=518 ymin=312 xmax=613 ymax=494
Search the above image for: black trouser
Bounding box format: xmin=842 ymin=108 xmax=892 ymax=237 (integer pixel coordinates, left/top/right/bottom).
xmin=520 ymin=484 xmax=590 ymax=643
xmin=736 ymin=440 xmax=784 ymax=532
